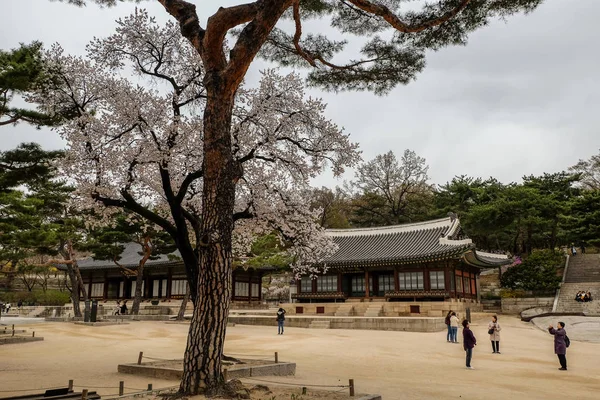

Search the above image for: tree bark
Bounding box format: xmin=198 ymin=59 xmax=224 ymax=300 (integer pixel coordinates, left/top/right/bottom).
xmin=177 ymin=282 xmax=190 ymax=321
xmin=131 ymin=264 xmax=144 ymax=315
xmin=179 ymin=85 xmax=236 ymax=395
xmin=131 ymin=238 xmax=152 ymax=315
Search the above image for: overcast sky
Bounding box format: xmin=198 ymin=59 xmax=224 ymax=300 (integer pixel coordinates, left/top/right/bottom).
xmin=2 ymin=0 xmax=599 ymax=189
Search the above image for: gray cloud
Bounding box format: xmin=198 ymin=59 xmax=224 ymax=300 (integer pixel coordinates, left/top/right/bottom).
xmin=1 ymin=0 xmax=599 ymax=188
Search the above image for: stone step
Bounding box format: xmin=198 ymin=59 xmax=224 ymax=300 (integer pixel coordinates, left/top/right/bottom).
xmin=308 ymin=320 xmax=331 ymax=329
xmin=363 ymin=304 xmax=383 ymax=317
xmin=334 ymin=304 xmax=355 ymax=317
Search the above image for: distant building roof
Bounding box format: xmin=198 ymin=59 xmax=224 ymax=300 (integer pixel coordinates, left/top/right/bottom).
xmin=60 ymin=242 xmax=275 ymax=272
xmin=74 ymin=242 xmax=181 ymax=271
xmin=323 ymin=216 xmax=511 ymax=268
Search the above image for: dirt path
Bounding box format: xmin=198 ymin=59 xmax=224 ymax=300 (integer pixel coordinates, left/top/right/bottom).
xmin=1 ymin=314 xmax=600 ymax=399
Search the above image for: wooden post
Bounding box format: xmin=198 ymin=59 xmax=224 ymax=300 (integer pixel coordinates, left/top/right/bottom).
xmin=364 ymin=270 xmax=370 ymax=299
xmin=68 ymin=380 xmax=73 ymax=392
xmin=138 ymin=352 xmax=143 ymax=365
xmin=147 ymin=384 xmax=152 ymax=391
xmin=119 ymin=381 xmax=124 ymax=396
xmin=32 ymin=331 xmax=35 ymax=337
xmin=223 ymin=369 xmax=228 ymax=383
xmin=274 ymin=352 xmax=279 ymax=363
xmin=81 ymin=389 xmax=88 ymax=400
xmin=349 ymin=379 xmax=355 ymax=396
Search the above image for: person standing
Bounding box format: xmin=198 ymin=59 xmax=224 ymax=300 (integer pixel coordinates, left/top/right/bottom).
xmin=462 ymin=319 xmax=477 ymax=369
xmin=450 ymin=312 xmax=460 ymax=343
xmin=445 ymin=311 xmax=453 ymax=342
xmin=548 ymin=322 xmax=568 ymax=371
xmin=276 ymin=307 xmax=286 ymax=335
xmin=488 ymin=315 xmax=502 ymax=354
xmin=120 ymin=300 xmax=128 ymax=315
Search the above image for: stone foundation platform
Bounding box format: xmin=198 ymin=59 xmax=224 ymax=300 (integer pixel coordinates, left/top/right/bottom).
xmin=228 ymin=315 xmax=446 ymax=332
xmin=118 ymin=359 xmax=296 ymax=381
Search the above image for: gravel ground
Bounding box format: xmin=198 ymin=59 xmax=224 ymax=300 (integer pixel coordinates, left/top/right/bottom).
xmin=1 ymin=313 xmax=600 ymax=399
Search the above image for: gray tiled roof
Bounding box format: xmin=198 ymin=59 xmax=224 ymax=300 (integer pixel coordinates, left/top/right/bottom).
xmin=323 ymin=217 xmax=503 ymax=267
xmin=64 ymin=242 xmax=277 ymax=271
xmin=74 ymin=242 xmax=181 ymax=271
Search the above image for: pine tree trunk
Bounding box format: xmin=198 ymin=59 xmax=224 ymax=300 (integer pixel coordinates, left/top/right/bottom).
xmin=73 ymin=261 xmax=87 ymax=300
xmin=177 ymin=283 xmax=190 ymax=321
xmin=179 ymin=86 xmax=236 ymax=395
xmin=67 ymin=268 xmax=82 ymax=317
xmin=131 ymin=264 xmax=144 ymax=315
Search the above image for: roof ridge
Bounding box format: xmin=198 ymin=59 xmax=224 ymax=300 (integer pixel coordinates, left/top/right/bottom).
xmin=325 ymin=217 xmax=452 ymax=237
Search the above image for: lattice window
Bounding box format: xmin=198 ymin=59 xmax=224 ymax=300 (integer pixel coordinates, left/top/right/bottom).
xmin=378 ymin=274 xmax=394 ymax=293
xmin=171 ymin=280 xmax=187 ymax=295
xmin=398 ymin=272 xmax=424 ymax=290
xmin=235 ymin=281 xmax=249 ymax=297
xmin=317 ymin=275 xmax=338 ymax=292
xmin=301 ymin=277 xmax=312 ymax=293
xmin=90 ymin=283 xmax=104 ymax=297
xmin=429 ymin=271 xmax=445 ymax=290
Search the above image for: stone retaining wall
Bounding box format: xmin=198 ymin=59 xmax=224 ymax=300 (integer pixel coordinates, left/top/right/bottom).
xmin=501 ymin=297 xmax=555 ymax=314
xmin=282 ymin=300 xmax=482 ymax=317
xmin=228 ymin=315 xmax=446 ymax=332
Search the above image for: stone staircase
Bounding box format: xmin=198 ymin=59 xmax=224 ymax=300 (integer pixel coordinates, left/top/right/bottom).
xmin=363 ymin=304 xmax=383 ymax=317
xmin=308 ymin=320 xmax=331 ymax=329
xmin=556 ymin=254 xmax=600 ymax=315
xmin=26 ymin=306 xmax=47 ymax=318
xmin=564 ymin=254 xmax=600 ymax=283
xmin=334 ymin=303 xmax=355 ymax=316
xmin=556 ymin=283 xmax=600 ymax=315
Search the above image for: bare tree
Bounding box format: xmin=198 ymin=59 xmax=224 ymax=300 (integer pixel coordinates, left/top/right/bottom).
xmin=352 ymin=150 xmax=433 ymax=225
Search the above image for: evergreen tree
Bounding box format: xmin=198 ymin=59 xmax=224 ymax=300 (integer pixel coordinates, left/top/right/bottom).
xmin=0 ymin=42 xmax=60 ymax=128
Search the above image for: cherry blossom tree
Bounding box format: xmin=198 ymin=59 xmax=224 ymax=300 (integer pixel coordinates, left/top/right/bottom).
xmin=36 ymin=11 xmax=359 ymax=394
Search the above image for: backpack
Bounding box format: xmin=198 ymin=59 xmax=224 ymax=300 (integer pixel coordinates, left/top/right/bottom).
xmin=565 ymin=335 xmax=570 ymax=348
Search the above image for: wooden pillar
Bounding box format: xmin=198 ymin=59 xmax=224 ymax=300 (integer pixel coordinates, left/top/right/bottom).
xmin=103 ymin=271 xmax=108 ymax=300
xmin=167 ymin=268 xmax=173 ymax=299
xmin=258 ymin=272 xmax=263 ymax=301
xmin=87 ymin=272 xmax=93 ymax=299
xmin=312 ymin=276 xmax=317 ymax=293
xmin=365 ymin=269 xmax=370 ymax=298
xmin=424 ymin=263 xmax=430 ymax=292
xmin=248 ymin=270 xmax=253 ymax=303
xmin=232 ymin=269 xmax=237 ymax=299
xmin=337 ymin=271 xmax=343 ymax=293
xmin=461 ymin=265 xmax=466 ymax=300
xmin=145 ymin=275 xmax=151 ymax=299
xmin=394 ymin=267 xmax=399 ymax=291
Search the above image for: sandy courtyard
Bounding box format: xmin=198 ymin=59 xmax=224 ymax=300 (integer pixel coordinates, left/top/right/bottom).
xmin=1 ymin=314 xmax=600 ymax=400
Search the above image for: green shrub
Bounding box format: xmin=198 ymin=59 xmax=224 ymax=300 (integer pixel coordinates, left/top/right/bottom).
xmin=0 ymin=289 xmax=70 ymax=306
xmin=481 ymin=292 xmax=501 ymax=300
xmin=500 ymin=250 xmax=563 ymax=291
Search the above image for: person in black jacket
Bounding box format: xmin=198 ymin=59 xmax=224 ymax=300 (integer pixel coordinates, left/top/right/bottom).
xmin=445 ymin=310 xmax=453 ymax=342
xmin=276 ymin=308 xmax=286 ymax=335
xmin=462 ymin=319 xmax=477 ymax=369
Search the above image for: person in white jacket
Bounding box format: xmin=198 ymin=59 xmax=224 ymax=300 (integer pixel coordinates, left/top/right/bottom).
xmin=488 ymin=315 xmax=502 ymax=354
xmin=450 ymin=312 xmax=460 ymax=343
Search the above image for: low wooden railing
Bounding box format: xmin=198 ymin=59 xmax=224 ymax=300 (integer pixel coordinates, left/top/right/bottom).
xmin=385 ymin=290 xmax=449 ymax=298
xmin=292 ymin=292 xmax=347 ymax=300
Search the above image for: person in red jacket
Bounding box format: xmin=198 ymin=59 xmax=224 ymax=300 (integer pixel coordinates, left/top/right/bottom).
xmin=462 ymin=319 xmax=477 ymax=369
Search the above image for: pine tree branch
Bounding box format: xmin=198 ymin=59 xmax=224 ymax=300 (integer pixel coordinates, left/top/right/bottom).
xmin=157 ymin=0 xmax=206 ymax=54
xmin=344 ymin=0 xmax=472 ymax=33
